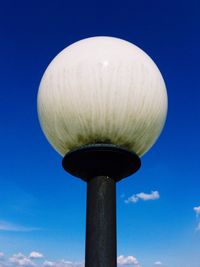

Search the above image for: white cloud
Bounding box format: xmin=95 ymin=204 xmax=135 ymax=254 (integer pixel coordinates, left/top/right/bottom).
xmin=125 ymin=191 xmax=160 ymax=204
xmin=43 ymin=261 xmax=55 ymax=267
xmin=154 ymin=261 xmax=163 ymax=265
xmin=125 ymin=195 xmax=138 ymax=203
xmin=9 ymin=253 xmax=35 ymax=267
xmin=29 ymin=252 xmax=43 ymax=259
xmin=117 ymin=255 xmax=139 ymax=266
xmin=194 ymin=207 xmax=200 ymax=231
xmin=0 ymin=255 xmax=85 ymax=267
xmin=0 ymin=221 xmax=39 ymax=232
xmin=0 ymin=253 xmax=6 ymax=267
xmin=0 ymin=253 xmax=5 ymax=267
xmin=194 ymin=206 xmax=200 ymax=217
xmin=43 ymin=260 xmax=83 ymax=267
xmin=196 ymin=223 xmax=200 ymax=231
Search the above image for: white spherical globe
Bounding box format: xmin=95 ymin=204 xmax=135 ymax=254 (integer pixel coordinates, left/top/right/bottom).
xmin=37 ymin=36 xmax=167 ymax=157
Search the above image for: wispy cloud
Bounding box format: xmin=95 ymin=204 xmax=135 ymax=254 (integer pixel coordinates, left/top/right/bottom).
xmin=29 ymin=252 xmax=43 ymax=259
xmin=193 ymin=206 xmax=200 ymax=231
xmin=0 ymin=253 xmax=84 ymax=267
xmin=0 ymin=221 xmax=40 ymax=232
xmin=9 ymin=253 xmax=36 ymax=267
xmin=154 ymin=261 xmax=163 ymax=265
xmin=117 ymin=255 xmax=140 ymax=266
xmin=196 ymin=223 xmax=200 ymax=231
xmin=125 ymin=191 xmax=160 ymax=204
xmin=194 ymin=206 xmax=200 ymax=217
xmin=0 ymin=253 xmax=144 ymax=267
xmin=0 ymin=253 xmax=4 ymax=259
xmin=43 ymin=260 xmax=83 ymax=267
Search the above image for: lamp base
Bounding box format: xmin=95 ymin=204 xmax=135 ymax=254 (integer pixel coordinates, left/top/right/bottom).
xmin=62 ymin=144 xmax=141 ymax=182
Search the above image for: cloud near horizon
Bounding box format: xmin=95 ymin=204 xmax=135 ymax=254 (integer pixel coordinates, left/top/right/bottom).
xmin=43 ymin=260 xmax=83 ymax=267
xmin=9 ymin=253 xmax=36 ymax=267
xmin=0 ymin=252 xmax=4 ymax=258
xmin=154 ymin=261 xmax=163 ymax=265
xmin=193 ymin=206 xmax=200 ymax=231
xmin=117 ymin=255 xmax=140 ymax=266
xmin=196 ymin=223 xmax=200 ymax=231
xmin=29 ymin=252 xmax=43 ymax=259
xmin=0 ymin=253 xmax=143 ymax=267
xmin=194 ymin=206 xmax=200 ymax=217
xmin=0 ymin=251 xmax=45 ymax=267
xmin=125 ymin=191 xmax=160 ymax=204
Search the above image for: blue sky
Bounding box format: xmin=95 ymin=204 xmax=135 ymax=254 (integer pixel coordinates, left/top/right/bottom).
xmin=0 ymin=0 xmax=200 ymax=266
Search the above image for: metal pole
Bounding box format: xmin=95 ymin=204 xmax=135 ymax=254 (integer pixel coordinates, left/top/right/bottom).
xmin=62 ymin=144 xmax=140 ymax=267
xmin=85 ymin=176 xmax=117 ymax=267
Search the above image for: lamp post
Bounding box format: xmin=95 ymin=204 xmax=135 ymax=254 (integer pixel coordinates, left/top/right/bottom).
xmin=37 ymin=36 xmax=168 ymax=267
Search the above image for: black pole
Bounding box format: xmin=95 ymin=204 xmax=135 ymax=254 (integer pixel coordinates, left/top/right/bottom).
xmin=85 ymin=176 xmax=116 ymax=267
xmin=62 ymin=144 xmax=141 ymax=267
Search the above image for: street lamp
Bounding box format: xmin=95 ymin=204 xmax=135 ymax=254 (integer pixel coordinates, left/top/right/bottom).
xmin=37 ymin=36 xmax=168 ymax=267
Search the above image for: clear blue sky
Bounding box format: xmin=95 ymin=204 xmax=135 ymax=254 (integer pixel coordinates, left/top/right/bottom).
xmin=0 ymin=1 xmax=200 ymax=267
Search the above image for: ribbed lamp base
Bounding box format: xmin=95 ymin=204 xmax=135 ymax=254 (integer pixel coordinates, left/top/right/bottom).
xmin=62 ymin=144 xmax=141 ymax=182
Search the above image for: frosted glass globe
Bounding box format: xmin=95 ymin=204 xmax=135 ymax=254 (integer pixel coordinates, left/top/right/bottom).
xmin=37 ymin=36 xmax=167 ymax=157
